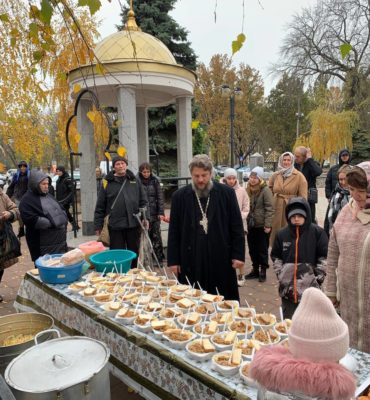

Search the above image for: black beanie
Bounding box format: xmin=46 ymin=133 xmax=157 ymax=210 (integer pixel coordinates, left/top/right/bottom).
xmin=18 ymin=161 xmax=28 ymax=168
xmin=56 ymin=165 xmax=66 ymax=173
xmin=112 ymin=156 xmax=128 ymax=167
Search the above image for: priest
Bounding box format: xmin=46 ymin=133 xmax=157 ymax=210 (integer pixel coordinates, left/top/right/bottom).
xmin=167 ymin=154 xmax=245 ymax=300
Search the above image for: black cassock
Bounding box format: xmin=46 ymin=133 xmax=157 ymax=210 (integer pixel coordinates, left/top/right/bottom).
xmin=167 ymin=181 xmax=245 ymax=301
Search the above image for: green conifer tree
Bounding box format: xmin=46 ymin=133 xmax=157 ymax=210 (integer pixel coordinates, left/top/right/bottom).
xmin=118 ymin=0 xmax=197 ymax=70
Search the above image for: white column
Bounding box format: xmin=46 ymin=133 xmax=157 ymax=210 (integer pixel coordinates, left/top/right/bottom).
xmin=117 ymin=86 xmax=138 ymax=173
xmin=77 ymin=99 xmax=97 ymax=235
xmin=136 ymin=106 xmax=149 ymax=165
xmin=176 ymin=96 xmax=193 ymax=177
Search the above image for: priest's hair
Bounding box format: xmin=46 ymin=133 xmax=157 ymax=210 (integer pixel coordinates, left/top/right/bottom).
xmin=189 ymin=154 xmax=213 ymax=173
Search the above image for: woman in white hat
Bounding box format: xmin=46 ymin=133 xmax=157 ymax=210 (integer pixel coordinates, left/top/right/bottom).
xmin=222 ymin=168 xmax=249 ymax=286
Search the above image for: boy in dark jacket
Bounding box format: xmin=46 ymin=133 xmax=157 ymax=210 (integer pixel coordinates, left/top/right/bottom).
xmin=271 ymin=197 xmax=328 ymax=319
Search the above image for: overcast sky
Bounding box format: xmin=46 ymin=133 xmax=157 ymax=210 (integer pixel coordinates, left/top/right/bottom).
xmin=96 ymin=0 xmax=314 ymax=94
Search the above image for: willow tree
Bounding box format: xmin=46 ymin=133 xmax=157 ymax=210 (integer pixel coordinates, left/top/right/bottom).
xmin=295 ymin=109 xmax=358 ymax=162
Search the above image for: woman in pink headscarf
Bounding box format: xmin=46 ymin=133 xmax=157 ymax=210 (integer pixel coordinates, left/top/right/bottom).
xmin=325 ymin=161 xmax=370 ymax=353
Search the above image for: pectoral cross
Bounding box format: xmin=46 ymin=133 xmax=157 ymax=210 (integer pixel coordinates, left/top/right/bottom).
xmin=200 ymin=215 xmax=208 ymax=234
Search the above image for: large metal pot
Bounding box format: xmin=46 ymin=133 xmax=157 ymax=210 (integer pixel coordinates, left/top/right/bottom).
xmin=0 ymin=313 xmax=54 ymax=374
xmin=5 ymin=333 xmax=111 ymax=400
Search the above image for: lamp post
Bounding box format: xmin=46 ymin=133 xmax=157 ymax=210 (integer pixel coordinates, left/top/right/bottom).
xmin=221 ymin=85 xmax=243 ymax=167
xmin=295 ymin=98 xmax=304 ymax=139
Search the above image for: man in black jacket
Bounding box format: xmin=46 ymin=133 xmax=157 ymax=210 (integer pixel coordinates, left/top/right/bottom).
xmin=294 ymin=146 xmax=322 ymax=223
xmin=55 ymin=166 xmax=78 ymax=230
xmin=325 ymin=149 xmax=351 ymax=200
xmin=6 ymin=160 xmax=29 ymax=237
xmin=94 ymin=156 xmax=148 ymax=267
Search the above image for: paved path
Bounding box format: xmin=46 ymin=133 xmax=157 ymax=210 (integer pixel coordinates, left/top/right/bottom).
xmin=0 ymin=189 xmax=328 ymax=399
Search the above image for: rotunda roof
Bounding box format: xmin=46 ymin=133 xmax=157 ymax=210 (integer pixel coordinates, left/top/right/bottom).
xmin=94 ymin=30 xmax=177 ymax=66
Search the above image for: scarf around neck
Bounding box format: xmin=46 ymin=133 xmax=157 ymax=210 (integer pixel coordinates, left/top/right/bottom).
xmin=278 ymin=152 xmax=295 ymax=179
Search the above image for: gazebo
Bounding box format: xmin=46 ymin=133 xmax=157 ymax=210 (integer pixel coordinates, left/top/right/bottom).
xmin=68 ymin=6 xmax=196 ymax=235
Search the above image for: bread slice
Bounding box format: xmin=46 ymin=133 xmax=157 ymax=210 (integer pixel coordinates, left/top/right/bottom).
xmin=232 ymin=348 xmax=242 ymax=365
xmin=202 ymin=339 xmax=215 ymax=352
xmin=224 ymin=331 xmax=237 ymax=344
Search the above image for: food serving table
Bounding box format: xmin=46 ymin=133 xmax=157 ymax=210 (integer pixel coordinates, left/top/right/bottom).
xmin=14 ymin=273 xmax=370 ymax=400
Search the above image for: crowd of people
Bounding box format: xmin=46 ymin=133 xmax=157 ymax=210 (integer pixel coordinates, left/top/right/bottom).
xmin=0 ymin=147 xmax=369 ymax=362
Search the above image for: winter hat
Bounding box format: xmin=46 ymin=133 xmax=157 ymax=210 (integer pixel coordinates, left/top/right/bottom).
xmin=250 ymin=166 xmax=264 ymax=181
xmin=288 ymin=287 xmax=349 ymax=362
xmin=56 ymin=165 xmax=65 ymax=173
xmin=18 ymin=161 xmax=28 ymax=167
xmin=287 ymin=207 xmax=307 ymax=219
xmin=223 ymin=168 xmax=237 ymax=178
xmin=112 ymin=156 xmax=128 ymax=167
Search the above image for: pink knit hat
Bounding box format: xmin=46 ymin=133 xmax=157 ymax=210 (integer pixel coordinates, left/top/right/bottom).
xmin=288 ymin=288 xmax=349 ymax=362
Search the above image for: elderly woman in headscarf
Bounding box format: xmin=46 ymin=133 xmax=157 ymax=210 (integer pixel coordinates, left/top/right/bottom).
xmin=269 ymin=151 xmax=307 ymax=244
xmin=325 ymin=162 xmax=370 ymax=353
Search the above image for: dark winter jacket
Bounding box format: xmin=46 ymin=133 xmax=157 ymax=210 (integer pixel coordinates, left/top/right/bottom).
xmin=246 ymin=181 xmax=274 ymax=228
xmin=94 ymin=170 xmax=148 ymax=231
xmin=294 ymin=158 xmax=322 ymax=190
xmin=56 ymin=172 xmax=73 ymax=206
xmin=137 ymin=173 xmax=164 ymax=222
xmin=48 ymin=176 xmax=55 ymax=196
xmin=19 ymin=170 xmax=68 ymax=261
xmin=271 ymin=197 xmax=328 ymax=302
xmin=167 ymin=181 xmax=245 ymax=301
xmin=6 ymin=167 xmax=30 ymax=201
xmin=325 ymin=149 xmax=352 ymax=198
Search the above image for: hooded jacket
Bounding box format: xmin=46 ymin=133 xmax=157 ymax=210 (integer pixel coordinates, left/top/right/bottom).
xmin=325 ymin=149 xmax=352 ymax=198
xmin=137 ymin=173 xmax=164 ymax=222
xmin=94 ymin=169 xmax=148 ymax=230
xmin=19 ymin=170 xmax=68 ymax=261
xmin=56 ymin=171 xmax=73 ymax=206
xmin=271 ymin=197 xmax=328 ymax=302
xmin=6 ymin=164 xmax=30 ymax=201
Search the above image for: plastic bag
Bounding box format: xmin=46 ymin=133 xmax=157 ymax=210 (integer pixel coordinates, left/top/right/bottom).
xmin=60 ymin=248 xmax=84 ymax=266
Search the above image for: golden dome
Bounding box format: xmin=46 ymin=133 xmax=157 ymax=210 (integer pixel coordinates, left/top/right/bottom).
xmin=94 ymin=30 xmax=177 ymax=66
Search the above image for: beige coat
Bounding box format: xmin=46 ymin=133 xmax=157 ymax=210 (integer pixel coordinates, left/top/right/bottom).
xmin=0 ymin=189 xmax=20 ymax=269
xmin=325 ymin=200 xmax=370 ymax=353
xmin=269 ymin=169 xmax=308 ymax=245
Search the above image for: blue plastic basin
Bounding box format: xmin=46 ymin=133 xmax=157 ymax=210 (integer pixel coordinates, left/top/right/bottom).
xmin=35 ymin=254 xmax=84 ymax=284
xmin=89 ymin=249 xmax=137 ymax=273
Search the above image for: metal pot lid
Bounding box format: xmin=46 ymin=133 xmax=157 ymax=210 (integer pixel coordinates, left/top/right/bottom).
xmin=5 ymin=336 xmax=110 ymax=393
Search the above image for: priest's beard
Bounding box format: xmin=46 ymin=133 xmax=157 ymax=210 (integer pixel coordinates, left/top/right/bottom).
xmin=192 ymin=180 xmax=213 ymax=198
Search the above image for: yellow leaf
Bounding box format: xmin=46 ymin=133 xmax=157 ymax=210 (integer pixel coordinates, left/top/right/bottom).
xmin=73 ymin=83 xmax=81 ymax=93
xmin=104 ymin=151 xmax=111 ymax=160
xmin=75 ymin=133 xmax=81 ymax=144
xmin=87 ymin=111 xmax=95 ymax=122
xmin=191 ymin=120 xmax=200 ymax=129
xmin=95 ymin=63 xmax=105 ymax=75
xmin=117 ymin=146 xmax=126 ymax=157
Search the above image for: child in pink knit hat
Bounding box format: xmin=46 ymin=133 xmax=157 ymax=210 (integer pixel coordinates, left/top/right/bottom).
xmin=250 ymin=287 xmax=356 ymax=400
